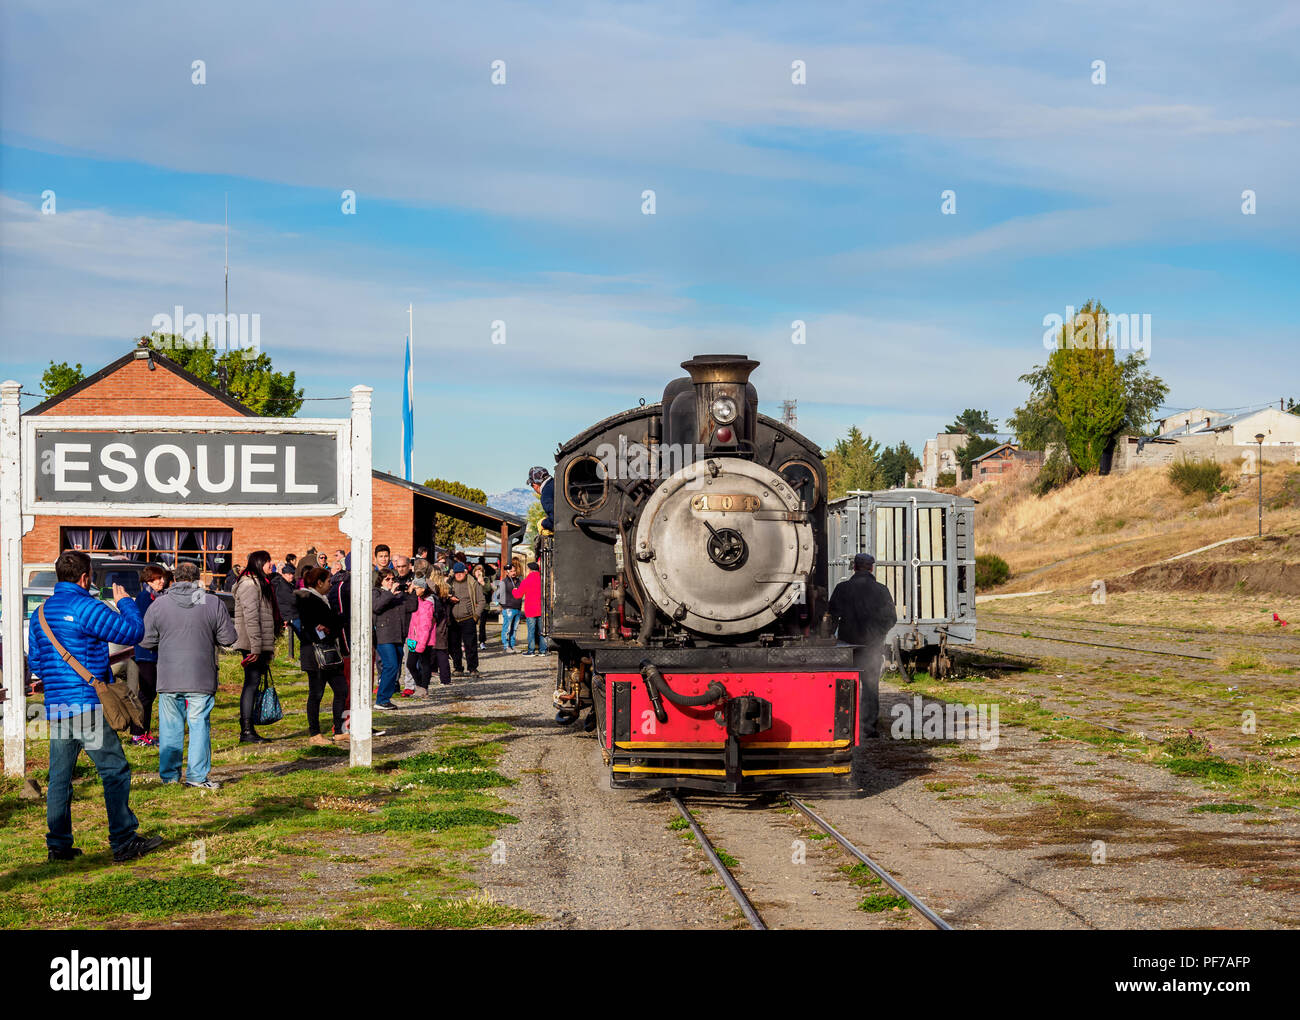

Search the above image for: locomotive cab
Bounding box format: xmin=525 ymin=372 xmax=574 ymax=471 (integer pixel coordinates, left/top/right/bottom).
xmin=545 ymin=354 xmax=860 ymax=793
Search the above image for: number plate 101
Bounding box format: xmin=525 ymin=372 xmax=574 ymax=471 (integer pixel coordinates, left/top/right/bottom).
xmin=690 ymin=493 xmax=761 ymax=512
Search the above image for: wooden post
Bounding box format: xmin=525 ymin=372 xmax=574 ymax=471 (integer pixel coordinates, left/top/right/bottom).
xmin=344 ymin=385 xmax=374 ymax=767
xmin=1 ymin=381 xmax=27 ymax=776
xmin=499 ymin=521 xmax=508 ymax=573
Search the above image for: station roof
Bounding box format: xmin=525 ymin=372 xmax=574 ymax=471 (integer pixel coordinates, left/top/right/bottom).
xmin=372 ymin=471 xmax=526 ymax=534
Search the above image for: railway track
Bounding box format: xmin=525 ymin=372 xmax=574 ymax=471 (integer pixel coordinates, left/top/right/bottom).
xmin=985 ymin=613 xmax=1300 ymax=659
xmin=669 ymin=793 xmax=952 ymax=931
xmin=976 ymin=625 xmax=1217 ymax=661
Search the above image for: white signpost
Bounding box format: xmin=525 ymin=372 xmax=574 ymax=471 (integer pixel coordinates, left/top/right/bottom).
xmin=0 ymin=381 xmax=376 ymax=775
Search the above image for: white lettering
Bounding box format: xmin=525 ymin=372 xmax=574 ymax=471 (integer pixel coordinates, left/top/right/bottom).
xmin=196 ymin=445 xmax=236 ymax=493
xmin=240 ymin=444 xmax=277 ymax=493
xmin=53 ymin=443 xmax=93 ymax=492
xmin=283 ymin=446 xmax=317 ymax=494
xmin=143 ymin=444 xmax=191 ymax=497
xmin=97 ymin=442 xmax=138 ymax=492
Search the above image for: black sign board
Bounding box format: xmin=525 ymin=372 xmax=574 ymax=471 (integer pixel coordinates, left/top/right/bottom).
xmin=32 ymin=430 xmax=339 ymax=505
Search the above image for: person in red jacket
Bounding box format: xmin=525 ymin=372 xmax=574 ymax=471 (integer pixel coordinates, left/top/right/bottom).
xmin=512 ymin=561 xmax=547 ymax=656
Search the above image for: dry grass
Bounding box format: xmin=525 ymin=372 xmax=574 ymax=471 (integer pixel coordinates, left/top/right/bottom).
xmin=970 ymin=462 xmax=1300 ymax=592
xmin=981 ymin=589 xmax=1300 ymax=635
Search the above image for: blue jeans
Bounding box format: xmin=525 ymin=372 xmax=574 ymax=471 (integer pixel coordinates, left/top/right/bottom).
xmin=158 ymin=692 xmax=215 ymax=784
xmin=376 ymin=642 xmax=402 ymax=705
xmin=46 ymin=710 xmax=138 ymax=855
xmin=500 ymin=608 xmax=521 ymax=649
xmin=526 ymin=616 xmax=547 ymax=654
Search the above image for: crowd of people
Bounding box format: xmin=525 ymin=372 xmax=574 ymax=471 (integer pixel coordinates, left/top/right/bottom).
xmin=27 ymin=539 xmax=551 ymax=863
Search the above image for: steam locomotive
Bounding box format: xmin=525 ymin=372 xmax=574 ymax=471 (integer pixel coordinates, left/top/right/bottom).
xmin=543 ymin=355 xmax=859 ymax=793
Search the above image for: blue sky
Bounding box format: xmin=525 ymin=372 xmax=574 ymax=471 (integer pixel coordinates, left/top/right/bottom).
xmin=2 ymin=0 xmax=1297 ymax=493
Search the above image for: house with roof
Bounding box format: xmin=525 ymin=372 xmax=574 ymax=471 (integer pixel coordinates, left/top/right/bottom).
xmin=1114 ymin=405 xmax=1300 ymax=474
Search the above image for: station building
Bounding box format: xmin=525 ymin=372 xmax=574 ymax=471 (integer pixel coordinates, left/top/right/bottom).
xmin=13 ymin=348 xmax=524 ymax=577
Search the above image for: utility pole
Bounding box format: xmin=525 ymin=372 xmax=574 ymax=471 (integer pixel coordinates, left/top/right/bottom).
xmin=1256 ymin=433 xmax=1265 ymax=537
xmin=781 ymin=399 xmax=798 ymax=428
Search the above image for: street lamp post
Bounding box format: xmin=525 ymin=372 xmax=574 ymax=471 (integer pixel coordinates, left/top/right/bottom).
xmin=1255 ymin=433 xmax=1265 ymax=538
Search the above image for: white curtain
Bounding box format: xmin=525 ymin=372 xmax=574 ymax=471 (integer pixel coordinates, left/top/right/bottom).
xmin=120 ymin=529 xmax=147 ymax=561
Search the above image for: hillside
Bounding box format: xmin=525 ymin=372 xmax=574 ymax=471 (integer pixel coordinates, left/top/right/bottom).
xmin=971 ymin=460 xmax=1300 ymax=596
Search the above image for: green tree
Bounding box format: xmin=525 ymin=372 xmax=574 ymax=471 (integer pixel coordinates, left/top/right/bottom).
xmin=144 ymin=334 xmax=304 ymax=416
xmin=823 ymin=426 xmax=885 ymax=500
xmin=424 ymin=477 xmax=488 ymax=548
xmin=1286 ymin=397 xmax=1299 ymax=417
xmin=523 ymin=498 xmax=544 ymax=546
xmin=879 ymin=441 xmax=921 ymax=487
xmin=956 ymin=435 xmax=1001 ymax=477
xmin=945 ymin=409 xmax=998 ymax=435
xmin=1008 ymin=300 xmax=1168 ymax=475
xmin=41 ymin=361 xmax=85 ymax=397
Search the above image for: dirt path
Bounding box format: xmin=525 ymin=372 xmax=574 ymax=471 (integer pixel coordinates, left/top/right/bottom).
xmin=457 ymin=635 xmax=1299 ymax=930
xmin=462 ymin=646 xmax=733 ymax=928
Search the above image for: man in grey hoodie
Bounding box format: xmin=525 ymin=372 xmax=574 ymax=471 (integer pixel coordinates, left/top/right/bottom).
xmin=138 ymin=561 xmax=238 ymax=789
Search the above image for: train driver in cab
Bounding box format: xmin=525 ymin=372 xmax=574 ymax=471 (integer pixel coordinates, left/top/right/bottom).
xmin=528 ymin=466 xmax=554 ymax=532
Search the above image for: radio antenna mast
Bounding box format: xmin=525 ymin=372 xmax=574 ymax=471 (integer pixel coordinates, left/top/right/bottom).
xmin=224 ymin=193 xmax=229 ymax=325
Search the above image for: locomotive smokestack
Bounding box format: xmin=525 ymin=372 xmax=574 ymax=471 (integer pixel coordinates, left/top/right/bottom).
xmin=681 ymin=354 xmax=759 ymax=450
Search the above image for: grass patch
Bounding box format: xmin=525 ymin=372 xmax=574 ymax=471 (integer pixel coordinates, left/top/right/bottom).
xmin=356 ymin=806 xmax=518 ymax=833
xmin=839 ymin=863 xmax=882 ymax=888
xmin=667 ymin=816 xmax=690 ymax=831
xmin=715 ymin=848 xmax=740 ymax=869
xmin=1190 ymin=803 xmax=1259 ymax=814
xmin=1168 ymin=458 xmax=1227 ymax=500
xmin=858 ymin=893 xmax=910 ymax=913
xmin=43 ymin=873 xmax=257 ymax=919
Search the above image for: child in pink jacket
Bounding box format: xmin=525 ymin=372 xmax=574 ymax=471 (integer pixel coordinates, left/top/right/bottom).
xmin=405 ymin=579 xmax=439 ymax=694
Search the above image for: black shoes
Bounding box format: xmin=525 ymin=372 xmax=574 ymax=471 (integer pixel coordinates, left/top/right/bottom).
xmin=47 ymin=847 xmax=83 ymax=863
xmin=113 ymin=834 xmax=164 ymax=863
xmin=239 ymin=730 xmax=269 ymax=744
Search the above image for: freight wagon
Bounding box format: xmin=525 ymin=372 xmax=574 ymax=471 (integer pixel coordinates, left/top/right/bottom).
xmin=827 ymin=489 xmax=976 ymax=680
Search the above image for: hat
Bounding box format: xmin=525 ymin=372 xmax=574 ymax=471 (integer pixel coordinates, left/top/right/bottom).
xmin=853 ymin=552 xmax=876 ymax=570
xmin=452 ymin=562 xmax=468 ymax=573
xmin=527 ymin=466 xmax=550 ymax=486
xmin=411 ymin=576 xmax=429 ymax=591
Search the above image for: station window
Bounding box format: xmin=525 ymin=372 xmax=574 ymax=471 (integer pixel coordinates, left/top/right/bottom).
xmin=60 ymin=526 xmax=234 ymax=574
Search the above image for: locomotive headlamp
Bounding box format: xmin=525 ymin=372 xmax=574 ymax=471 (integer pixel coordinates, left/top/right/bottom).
xmin=710 ymin=395 xmax=738 ymax=424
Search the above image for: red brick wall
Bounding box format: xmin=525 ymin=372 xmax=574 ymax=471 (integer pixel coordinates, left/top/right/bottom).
xmin=8 ymin=359 xmax=421 ymax=570
xmin=36 ymin=357 xmax=245 ymax=418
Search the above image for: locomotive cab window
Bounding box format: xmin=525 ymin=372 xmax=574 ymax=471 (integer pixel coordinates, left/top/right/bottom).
xmin=564 ymin=455 xmax=608 ymax=512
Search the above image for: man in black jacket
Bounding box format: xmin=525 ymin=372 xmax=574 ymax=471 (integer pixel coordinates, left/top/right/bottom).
xmin=271 ymin=565 xmax=298 ymax=633
xmin=826 ymin=553 xmax=898 ymax=739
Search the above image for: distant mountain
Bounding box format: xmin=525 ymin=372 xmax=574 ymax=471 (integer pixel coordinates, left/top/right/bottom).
xmin=488 ymin=487 xmax=538 ymax=516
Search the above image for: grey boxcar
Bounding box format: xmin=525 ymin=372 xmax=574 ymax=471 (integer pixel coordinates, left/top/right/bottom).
xmin=827 ymin=489 xmax=975 ymax=679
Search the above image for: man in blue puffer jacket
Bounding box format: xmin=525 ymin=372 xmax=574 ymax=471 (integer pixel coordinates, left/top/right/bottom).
xmin=27 ymin=551 xmax=163 ymax=864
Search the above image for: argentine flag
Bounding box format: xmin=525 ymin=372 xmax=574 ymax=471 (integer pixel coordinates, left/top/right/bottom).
xmin=401 ymin=334 xmax=414 ymax=481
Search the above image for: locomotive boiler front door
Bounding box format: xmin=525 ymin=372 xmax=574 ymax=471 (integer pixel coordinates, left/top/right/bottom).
xmin=632 ymin=458 xmax=815 ymax=637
